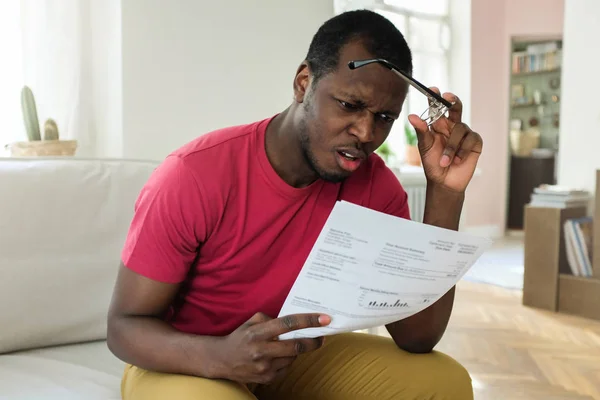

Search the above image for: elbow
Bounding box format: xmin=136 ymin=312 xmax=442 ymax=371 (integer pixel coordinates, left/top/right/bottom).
xmin=106 ymin=330 xmax=118 ymax=359
xmin=106 ymin=314 xmax=125 ymax=360
xmin=106 ymin=317 xmax=118 ymax=356
xmin=395 ymin=340 xmax=436 ymax=354
xmin=391 ymin=334 xmax=441 ymax=354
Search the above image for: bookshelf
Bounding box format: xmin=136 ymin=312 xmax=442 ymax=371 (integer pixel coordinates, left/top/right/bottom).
xmin=522 ymin=171 xmax=600 ymax=322
xmin=509 ymin=39 xmax=562 ymax=152
xmin=506 ymin=38 xmax=562 ymax=230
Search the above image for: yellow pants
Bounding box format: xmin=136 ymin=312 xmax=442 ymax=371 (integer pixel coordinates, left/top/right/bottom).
xmin=121 ymin=332 xmax=473 ymax=400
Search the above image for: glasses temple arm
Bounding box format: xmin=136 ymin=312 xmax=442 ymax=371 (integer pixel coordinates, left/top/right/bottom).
xmin=348 ymin=59 xmax=453 ymax=109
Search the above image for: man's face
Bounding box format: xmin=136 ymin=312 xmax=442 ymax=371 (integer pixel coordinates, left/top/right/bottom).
xmin=295 ymin=40 xmax=409 ymax=183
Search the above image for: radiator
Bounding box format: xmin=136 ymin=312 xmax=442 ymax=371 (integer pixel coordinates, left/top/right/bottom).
xmin=405 ymin=185 xmax=427 ymax=223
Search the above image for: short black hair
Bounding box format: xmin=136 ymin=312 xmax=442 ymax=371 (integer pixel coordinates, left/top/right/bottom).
xmin=305 ymin=9 xmax=413 ymax=85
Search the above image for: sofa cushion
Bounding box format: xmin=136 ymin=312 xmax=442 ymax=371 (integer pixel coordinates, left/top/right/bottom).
xmin=0 ymin=157 xmax=159 ymax=354
xmin=0 ymin=340 xmax=124 ymax=399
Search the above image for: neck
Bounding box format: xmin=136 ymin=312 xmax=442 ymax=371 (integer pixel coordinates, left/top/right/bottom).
xmin=265 ymin=107 xmax=318 ymax=188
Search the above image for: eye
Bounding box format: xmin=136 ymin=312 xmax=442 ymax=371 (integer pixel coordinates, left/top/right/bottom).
xmin=338 ymin=100 xmax=359 ymax=110
xmin=378 ymin=113 xmax=395 ymax=124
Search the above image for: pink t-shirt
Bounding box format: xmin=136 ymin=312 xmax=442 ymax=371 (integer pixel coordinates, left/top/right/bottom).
xmin=121 ymin=116 xmax=411 ymax=336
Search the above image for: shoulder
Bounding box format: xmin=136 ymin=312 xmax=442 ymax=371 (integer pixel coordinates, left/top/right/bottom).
xmin=171 ymin=119 xmax=264 ymax=163
xmin=342 ymin=153 xmax=411 ymax=220
xmin=165 ymin=116 xmax=271 ymax=186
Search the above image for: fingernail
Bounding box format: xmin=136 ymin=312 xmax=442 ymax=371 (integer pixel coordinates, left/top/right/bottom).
xmin=318 ymin=315 xmax=331 ymax=325
xmin=440 ymin=155 xmax=450 ymax=167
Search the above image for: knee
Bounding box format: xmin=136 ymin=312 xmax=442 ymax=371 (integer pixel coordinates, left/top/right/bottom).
xmin=429 ymin=352 xmax=473 ymax=400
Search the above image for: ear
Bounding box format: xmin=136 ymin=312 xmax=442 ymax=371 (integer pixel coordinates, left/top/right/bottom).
xmin=293 ymin=62 xmax=311 ymax=103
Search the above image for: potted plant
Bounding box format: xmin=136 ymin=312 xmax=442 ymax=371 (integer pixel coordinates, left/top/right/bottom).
xmin=6 ymin=86 xmax=78 ymax=157
xmin=375 ymin=141 xmax=395 ymax=164
xmin=404 ymin=123 xmax=421 ymax=166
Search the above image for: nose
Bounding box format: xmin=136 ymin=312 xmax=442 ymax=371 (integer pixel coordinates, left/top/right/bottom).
xmin=348 ymin=110 xmax=376 ymax=144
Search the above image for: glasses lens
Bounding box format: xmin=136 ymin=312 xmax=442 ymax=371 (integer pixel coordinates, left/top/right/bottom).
xmin=420 ymin=102 xmax=447 ymax=126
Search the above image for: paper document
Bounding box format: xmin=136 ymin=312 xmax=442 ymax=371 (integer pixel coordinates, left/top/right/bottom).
xmin=277 ymin=201 xmax=493 ymax=340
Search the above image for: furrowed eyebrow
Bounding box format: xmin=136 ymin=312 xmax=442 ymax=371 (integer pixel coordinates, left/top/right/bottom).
xmin=338 ymin=91 xmax=399 ymax=119
xmin=338 ymin=91 xmax=367 ymax=107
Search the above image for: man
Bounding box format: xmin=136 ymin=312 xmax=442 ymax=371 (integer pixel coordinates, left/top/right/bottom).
xmin=107 ymin=9 xmax=482 ymax=400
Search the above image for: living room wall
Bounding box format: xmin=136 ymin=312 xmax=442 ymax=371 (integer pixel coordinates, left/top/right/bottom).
xmin=464 ymin=0 xmax=564 ymax=237
xmin=557 ymin=0 xmax=600 ymax=195
xmin=93 ymin=0 xmax=565 ymax=235
xmin=118 ymin=0 xmax=333 ymax=161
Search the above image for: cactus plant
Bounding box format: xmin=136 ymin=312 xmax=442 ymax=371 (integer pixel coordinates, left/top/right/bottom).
xmin=21 ymin=86 xmax=41 ymax=141
xmin=43 ymin=118 xmax=59 ymax=141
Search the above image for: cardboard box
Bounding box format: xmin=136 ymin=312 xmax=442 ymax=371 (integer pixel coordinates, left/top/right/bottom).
xmin=522 ymin=205 xmax=588 ymax=311
xmin=522 ymin=170 xmax=600 ymax=320
xmin=593 ymin=170 xmax=600 ymax=278
xmin=558 ymin=274 xmax=600 ymax=321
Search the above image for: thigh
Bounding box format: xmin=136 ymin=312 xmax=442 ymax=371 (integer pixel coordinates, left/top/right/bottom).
xmin=121 ymin=364 xmax=257 ymax=400
xmin=254 ymin=332 xmax=473 ymax=400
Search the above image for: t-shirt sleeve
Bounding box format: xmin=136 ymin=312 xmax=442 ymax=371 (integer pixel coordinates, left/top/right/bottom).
xmin=121 ymin=155 xmax=207 ymax=284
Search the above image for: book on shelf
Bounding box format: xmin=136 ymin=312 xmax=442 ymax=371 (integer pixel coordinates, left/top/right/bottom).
xmin=564 ymin=217 xmax=594 ymax=277
xmin=534 ymin=184 xmax=587 ymax=195
xmin=512 ymin=42 xmax=562 ymax=74
xmin=529 ymin=184 xmax=590 ymax=208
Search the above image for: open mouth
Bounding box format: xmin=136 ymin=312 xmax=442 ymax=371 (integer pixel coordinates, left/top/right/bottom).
xmin=337 ymin=150 xmax=359 ymax=161
xmin=335 ymin=150 xmax=364 ymax=172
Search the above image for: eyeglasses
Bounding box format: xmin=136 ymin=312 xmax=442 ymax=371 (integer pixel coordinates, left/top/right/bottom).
xmin=348 ymin=58 xmax=453 ymax=126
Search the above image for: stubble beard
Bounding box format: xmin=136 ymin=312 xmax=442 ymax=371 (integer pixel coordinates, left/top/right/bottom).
xmin=298 ymin=98 xmax=348 ymax=184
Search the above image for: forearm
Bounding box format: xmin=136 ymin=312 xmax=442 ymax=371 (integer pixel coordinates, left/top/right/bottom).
xmin=385 ymin=183 xmax=464 ymax=353
xmin=107 ymin=315 xmax=221 ymax=378
xmin=422 ymin=182 xmax=464 ymax=230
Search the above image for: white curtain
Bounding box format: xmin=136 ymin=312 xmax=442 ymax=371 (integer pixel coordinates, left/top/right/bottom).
xmin=0 ymin=0 xmax=95 ymax=156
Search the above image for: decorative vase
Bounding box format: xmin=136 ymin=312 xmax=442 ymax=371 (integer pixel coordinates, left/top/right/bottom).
xmin=405 ymin=145 xmax=421 ymax=166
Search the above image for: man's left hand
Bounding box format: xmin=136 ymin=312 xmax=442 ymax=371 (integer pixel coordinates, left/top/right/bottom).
xmin=408 ymin=89 xmax=482 ymax=193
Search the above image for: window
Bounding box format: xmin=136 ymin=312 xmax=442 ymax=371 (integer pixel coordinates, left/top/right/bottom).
xmin=333 ymin=0 xmax=450 ymax=166
xmin=0 ymin=1 xmax=25 ymax=154
xmin=0 ymin=2 xmax=92 ymax=157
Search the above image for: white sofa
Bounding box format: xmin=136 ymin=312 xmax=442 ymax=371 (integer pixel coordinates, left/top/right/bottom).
xmin=0 ymin=157 xmax=160 ymax=399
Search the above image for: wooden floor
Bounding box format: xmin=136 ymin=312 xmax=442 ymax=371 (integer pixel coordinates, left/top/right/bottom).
xmin=377 ymin=281 xmax=600 ymax=399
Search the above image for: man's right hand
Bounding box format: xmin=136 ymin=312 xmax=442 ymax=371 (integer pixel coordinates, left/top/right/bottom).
xmin=208 ymin=312 xmax=331 ymax=384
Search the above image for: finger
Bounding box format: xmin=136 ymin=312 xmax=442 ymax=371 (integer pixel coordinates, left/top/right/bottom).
xmin=426 ymin=86 xmax=441 ymax=107
xmin=270 ymin=356 xmax=298 ymax=382
xmin=272 ymin=366 xmax=290 ymax=383
xmin=408 ymin=114 xmax=433 ymax=152
xmin=440 ymin=123 xmax=470 ymax=168
xmin=453 ymin=129 xmax=483 ymax=164
xmin=251 ymin=313 xmax=330 ymax=340
xmin=254 ymin=357 xmax=296 ymax=385
xmin=245 ymin=312 xmax=273 ymax=327
xmin=267 ymin=335 xmax=325 ymax=358
xmin=271 ymin=356 xmax=297 ymax=371
xmin=428 ymin=87 xmax=452 ymax=134
xmin=443 ymin=92 xmax=463 ymax=124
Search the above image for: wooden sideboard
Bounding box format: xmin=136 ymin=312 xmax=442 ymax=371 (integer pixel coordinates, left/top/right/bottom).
xmin=507 ymin=154 xmax=556 ymax=230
